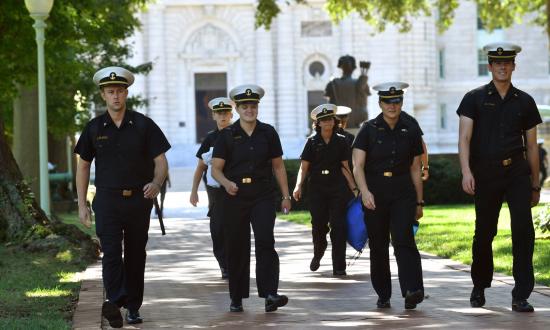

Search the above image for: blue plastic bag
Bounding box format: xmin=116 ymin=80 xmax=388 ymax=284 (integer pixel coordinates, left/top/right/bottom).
xmin=346 ymin=196 xmax=367 ymax=252
xmin=413 ymin=220 xmax=420 ymax=236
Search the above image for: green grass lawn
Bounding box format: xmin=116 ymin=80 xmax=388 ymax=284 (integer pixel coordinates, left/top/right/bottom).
xmin=0 ymin=212 xmax=95 ymax=329
xmin=278 ymin=204 xmax=550 ymax=286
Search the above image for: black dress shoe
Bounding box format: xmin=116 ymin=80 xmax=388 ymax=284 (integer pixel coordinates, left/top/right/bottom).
xmin=221 ymin=268 xmax=229 ymax=279
xmin=333 ymin=270 xmax=347 ymax=276
xmin=102 ymin=301 xmax=123 ymax=328
xmin=265 ymin=294 xmax=289 ymax=312
xmin=512 ymin=299 xmax=534 ymax=312
xmin=404 ymin=290 xmax=424 ymax=310
xmin=125 ymin=310 xmax=143 ymax=324
xmin=230 ymin=299 xmax=243 ymax=312
xmin=470 ymin=287 xmax=485 ymax=308
xmin=310 ymin=256 xmax=321 ymax=271
xmin=376 ymin=298 xmax=391 ymax=308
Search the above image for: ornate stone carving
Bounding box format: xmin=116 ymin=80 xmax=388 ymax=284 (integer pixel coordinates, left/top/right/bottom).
xmin=183 ymin=23 xmax=237 ymax=58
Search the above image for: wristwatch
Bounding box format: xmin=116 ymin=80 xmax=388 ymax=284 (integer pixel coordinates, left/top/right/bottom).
xmin=532 ymin=186 xmax=541 ymax=192
xmin=281 ymin=196 xmax=292 ymax=200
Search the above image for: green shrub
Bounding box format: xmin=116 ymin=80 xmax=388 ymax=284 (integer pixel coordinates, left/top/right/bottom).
xmin=280 ymin=159 xmax=309 ymax=211
xmin=534 ymin=204 xmax=550 ymax=233
xmin=424 ymin=154 xmax=474 ymax=205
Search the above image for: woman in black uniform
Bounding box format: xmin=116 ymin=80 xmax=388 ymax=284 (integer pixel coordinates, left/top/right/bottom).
xmin=293 ymin=104 xmax=358 ymax=276
xmin=190 ymin=97 xmax=234 ymax=279
xmin=352 ymin=82 xmax=425 ymax=310
xmin=211 ymin=84 xmax=292 ymax=313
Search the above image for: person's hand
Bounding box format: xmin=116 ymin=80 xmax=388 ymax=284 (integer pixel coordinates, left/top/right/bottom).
xmin=143 ymin=182 xmax=161 ymax=199
xmin=422 ymin=168 xmax=429 ymax=181
xmin=78 ymin=204 xmax=92 ymax=229
xmin=361 ymin=190 xmax=376 ymax=210
xmin=190 ymin=191 xmax=199 ymax=206
xmin=292 ymin=185 xmax=302 ymax=201
xmin=416 ymin=205 xmax=423 ymax=220
xmin=532 ymin=190 xmax=540 ymax=207
xmin=462 ymin=172 xmax=475 ymax=195
xmin=281 ymin=199 xmax=292 ymax=214
xmin=224 ymin=181 xmax=239 ymax=196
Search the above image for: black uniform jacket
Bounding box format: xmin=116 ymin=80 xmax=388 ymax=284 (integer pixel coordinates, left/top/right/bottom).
xmin=74 ymin=110 xmax=171 ymax=189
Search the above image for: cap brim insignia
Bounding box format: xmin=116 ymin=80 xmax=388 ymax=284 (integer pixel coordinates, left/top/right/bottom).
xmin=497 ymin=47 xmax=503 ymax=55
xmin=389 ymin=87 xmax=396 ymax=94
xmin=220 ymin=102 xmax=224 ymax=107
xmin=110 ymin=72 xmax=116 ymax=80
xmin=246 ymin=89 xmax=252 ymax=96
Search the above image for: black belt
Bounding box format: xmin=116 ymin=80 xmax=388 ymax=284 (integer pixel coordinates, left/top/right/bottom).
xmin=367 ymin=170 xmax=409 ymax=177
xmin=474 ymin=152 xmax=526 ymax=167
xmin=230 ymin=177 xmax=270 ymax=184
xmin=312 ymin=169 xmax=340 ymax=175
xmin=96 ymin=187 xmax=141 ymax=197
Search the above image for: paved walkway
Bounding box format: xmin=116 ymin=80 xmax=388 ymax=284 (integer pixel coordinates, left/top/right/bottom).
xmin=73 ymin=192 xmax=550 ymax=329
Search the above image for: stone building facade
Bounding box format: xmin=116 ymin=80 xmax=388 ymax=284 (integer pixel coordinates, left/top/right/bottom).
xmin=127 ymin=0 xmax=550 ymax=166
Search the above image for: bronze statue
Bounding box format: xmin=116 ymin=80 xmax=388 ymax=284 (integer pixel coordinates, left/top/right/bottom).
xmin=325 ymin=55 xmax=371 ymax=128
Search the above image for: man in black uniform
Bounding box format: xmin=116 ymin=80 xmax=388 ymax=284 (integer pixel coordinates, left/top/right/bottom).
xmin=211 ymin=84 xmax=292 ymax=313
xmin=457 ymin=42 xmax=541 ymax=312
xmin=190 ymin=97 xmax=234 ymax=279
xmin=75 ymin=66 xmax=170 ymax=327
xmin=353 ymin=82 xmax=425 ymax=310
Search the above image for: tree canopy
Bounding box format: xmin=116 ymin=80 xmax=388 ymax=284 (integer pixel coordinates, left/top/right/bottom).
xmin=255 ymin=0 xmax=550 ymax=36
xmin=0 ymin=0 xmax=152 ymax=139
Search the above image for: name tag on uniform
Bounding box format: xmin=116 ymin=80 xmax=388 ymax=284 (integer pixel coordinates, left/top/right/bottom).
xmin=97 ymin=135 xmax=109 ymax=140
xmin=401 ymin=128 xmax=408 ymax=133
xmin=483 ymin=102 xmax=495 ymax=107
xmin=234 ymin=135 xmax=242 ymax=140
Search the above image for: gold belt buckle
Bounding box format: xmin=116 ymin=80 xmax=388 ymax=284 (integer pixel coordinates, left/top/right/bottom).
xmin=122 ymin=189 xmax=133 ymax=197
xmin=502 ymin=158 xmax=512 ymax=166
xmin=383 ymin=171 xmax=393 ymax=177
xmin=321 ymin=170 xmax=330 ymax=175
xmin=242 ymin=177 xmax=252 ymax=184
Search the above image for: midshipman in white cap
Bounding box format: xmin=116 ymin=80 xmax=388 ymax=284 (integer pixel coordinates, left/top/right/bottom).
xmin=457 ymin=41 xmax=541 ymax=313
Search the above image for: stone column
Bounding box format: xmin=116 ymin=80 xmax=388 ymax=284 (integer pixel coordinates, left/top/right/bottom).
xmin=146 ymin=5 xmax=170 ymax=137
xmin=275 ymin=7 xmax=298 ymax=138
xmin=255 ymin=27 xmax=276 ymax=126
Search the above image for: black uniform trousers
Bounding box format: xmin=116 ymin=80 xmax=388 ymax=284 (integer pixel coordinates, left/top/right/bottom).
xmin=222 ymin=180 xmax=279 ymax=299
xmin=206 ymin=185 xmax=227 ymax=271
xmin=472 ymin=159 xmax=534 ymax=300
xmin=92 ymin=188 xmax=153 ymax=311
xmin=308 ymin=177 xmax=348 ymax=271
xmin=364 ymin=174 xmax=424 ymax=300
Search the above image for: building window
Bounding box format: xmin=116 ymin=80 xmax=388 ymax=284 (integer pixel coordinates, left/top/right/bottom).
xmin=478 ymin=49 xmax=489 ymax=76
xmin=309 ymin=61 xmax=325 ymax=78
xmin=477 ymin=15 xmax=503 ymax=77
xmin=439 ymin=104 xmax=447 ymax=130
xmin=438 ymin=49 xmax=445 ymax=79
xmin=301 ymin=21 xmax=332 ymax=37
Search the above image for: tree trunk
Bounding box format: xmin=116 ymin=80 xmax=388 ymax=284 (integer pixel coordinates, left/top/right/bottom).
xmin=1 ymin=118 xmax=98 ymax=260
xmin=13 ymin=85 xmax=40 ymax=201
xmin=0 ymin=117 xmax=46 ymax=241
